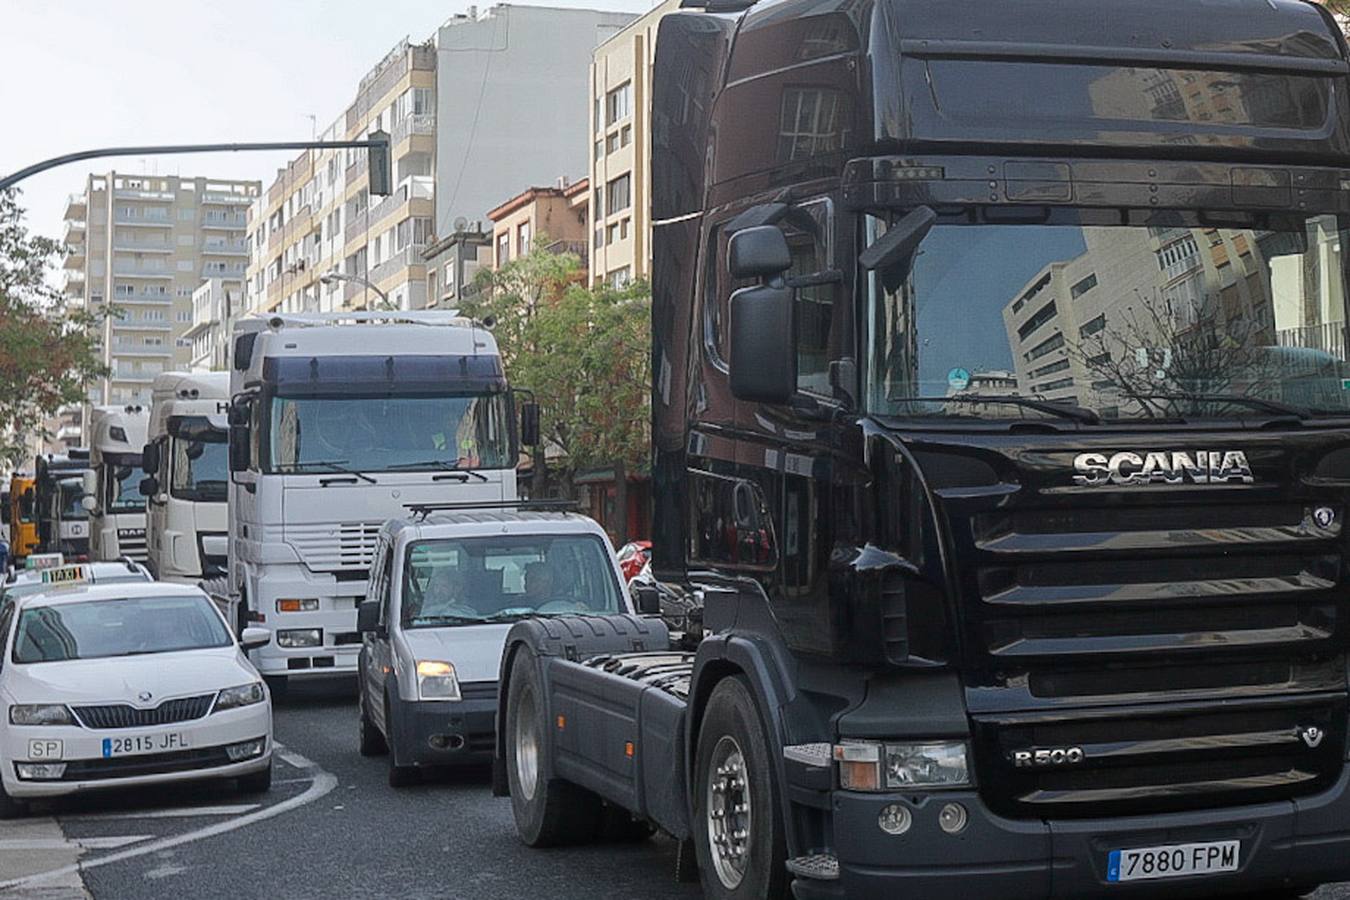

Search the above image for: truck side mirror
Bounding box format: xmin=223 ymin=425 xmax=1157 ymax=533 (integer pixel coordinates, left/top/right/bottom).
xmin=82 ymin=470 xmax=97 ymax=497
xmin=229 ymin=424 xmax=250 ymax=473
xmin=632 ymin=584 xmax=661 ymax=616
xmin=730 ymin=283 xmax=796 ymax=404
xmin=728 ymin=225 xmax=791 ymax=280
xmin=520 ymin=401 xmax=540 ymax=448
xmin=141 ymin=443 xmax=160 ymax=475
xmin=138 ymin=476 xmax=159 ymax=497
xmin=80 ymin=495 xmax=97 ymax=513
xmin=356 ymin=600 xmax=384 ymax=636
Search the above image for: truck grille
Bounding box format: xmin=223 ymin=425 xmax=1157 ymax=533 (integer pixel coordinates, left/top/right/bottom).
xmin=116 ymin=528 xmax=147 ymax=562
xmin=73 ymin=693 xmax=215 ymax=729
xmin=284 ymin=522 xmax=383 ymax=571
xmin=928 ymin=442 xmax=1349 ymax=820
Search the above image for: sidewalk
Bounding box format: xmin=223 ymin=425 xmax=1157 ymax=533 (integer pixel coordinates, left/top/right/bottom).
xmin=0 ymin=818 xmax=90 ymax=899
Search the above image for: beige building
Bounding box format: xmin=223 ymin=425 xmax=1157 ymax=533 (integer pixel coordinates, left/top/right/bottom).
xmin=588 ymin=0 xmax=680 ymax=288
xmin=61 ymin=172 xmax=259 ymax=418
xmin=487 ymin=178 xmax=590 ymax=270
xmin=245 ymin=38 xmax=437 ymax=318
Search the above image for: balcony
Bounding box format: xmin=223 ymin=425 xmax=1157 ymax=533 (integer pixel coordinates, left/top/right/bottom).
xmin=63 ymin=245 xmax=86 ymax=268
xmin=369 ymin=244 xmax=428 ymax=285
xmin=113 ymin=319 xmax=173 ymax=333
xmin=202 ymin=214 xmax=247 ymax=230
xmin=63 ymin=269 xmax=85 ymax=292
xmin=202 ymin=238 xmax=248 ymax=255
xmin=112 ymin=266 xmax=174 ymax=279
xmin=393 ymin=112 xmax=436 ymax=145
xmin=113 ymin=344 xmax=174 ymax=357
xmin=63 ymin=220 xmax=86 ymax=244
xmin=113 ymin=212 xmax=172 ymax=228
xmin=202 ymin=191 xmax=253 ymax=205
xmin=202 ymin=265 xmax=246 ymax=279
xmin=114 ymin=187 xmax=175 ymax=201
xmin=112 ymin=292 xmax=173 ymax=305
xmin=113 ymin=242 xmax=173 ymax=254
xmin=368 ymin=176 xmax=433 ymax=229
xmin=64 ymin=193 xmax=87 ymax=220
xmin=110 ymin=371 xmax=161 ymax=384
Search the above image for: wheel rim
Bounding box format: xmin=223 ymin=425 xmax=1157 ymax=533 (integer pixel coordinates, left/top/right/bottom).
xmin=705 ymin=735 xmax=752 ymax=890
xmin=515 ymin=687 xmax=540 ymax=801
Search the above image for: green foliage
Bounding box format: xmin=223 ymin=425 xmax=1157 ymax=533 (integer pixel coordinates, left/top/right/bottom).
xmin=463 ymin=244 xmax=650 ymax=487
xmin=0 ymin=188 xmax=108 ymax=466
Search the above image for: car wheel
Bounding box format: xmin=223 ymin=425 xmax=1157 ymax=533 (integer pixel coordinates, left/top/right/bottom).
xmin=237 ymin=760 xmax=273 ymax=795
xmin=504 ymin=647 xmax=602 ymax=846
xmin=0 ymin=782 xmax=27 ymax=819
xmin=693 ymin=676 xmax=788 ymax=900
xmin=358 ymin=681 xmax=387 ymax=757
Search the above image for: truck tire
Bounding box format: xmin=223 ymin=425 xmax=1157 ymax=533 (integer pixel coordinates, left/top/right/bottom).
xmin=693 ymin=676 xmax=788 ymax=900
xmin=504 ymin=648 xmax=602 ymax=846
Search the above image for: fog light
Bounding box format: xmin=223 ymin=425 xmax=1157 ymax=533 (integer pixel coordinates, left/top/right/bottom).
xmin=878 ymin=803 xmax=912 ymax=835
xmin=939 ymin=802 xmax=968 ymax=834
xmin=16 ymin=762 xmax=66 ymax=780
xmin=276 ymin=628 xmax=322 ymax=648
xmin=225 ymin=739 xmax=266 ymax=762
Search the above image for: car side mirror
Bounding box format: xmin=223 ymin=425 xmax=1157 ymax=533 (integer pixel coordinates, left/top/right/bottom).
xmin=138 ymin=476 xmax=159 ymax=497
xmin=520 ymin=401 xmax=540 ymax=448
xmin=357 ymin=600 xmax=384 ymax=635
xmin=632 ymin=584 xmax=661 ymax=616
xmin=730 ymin=283 xmax=796 ymax=404
xmin=239 ymin=626 xmax=271 ymax=651
xmin=140 ymin=443 xmax=160 ymax=475
xmin=728 ymin=225 xmax=791 ymax=280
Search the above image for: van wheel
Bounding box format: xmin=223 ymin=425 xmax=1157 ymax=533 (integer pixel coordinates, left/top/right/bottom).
xmin=237 ymin=761 xmax=272 ymax=795
xmin=693 ymin=676 xmax=788 ymax=900
xmin=358 ymin=682 xmax=387 ymax=757
xmin=385 ymin=696 xmax=419 ymax=787
xmin=505 ymin=648 xmax=602 ymax=846
xmin=0 ymin=783 xmax=27 ymax=819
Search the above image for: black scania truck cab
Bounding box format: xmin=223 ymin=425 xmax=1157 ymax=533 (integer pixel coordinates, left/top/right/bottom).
xmin=495 ymin=1 xmax=1350 ymax=896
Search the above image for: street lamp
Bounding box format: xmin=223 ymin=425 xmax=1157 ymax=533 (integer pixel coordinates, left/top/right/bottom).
xmin=318 ymin=273 xmax=393 ymax=310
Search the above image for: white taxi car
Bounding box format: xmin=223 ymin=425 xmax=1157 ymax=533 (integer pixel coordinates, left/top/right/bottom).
xmin=0 ymin=581 xmax=274 ymax=817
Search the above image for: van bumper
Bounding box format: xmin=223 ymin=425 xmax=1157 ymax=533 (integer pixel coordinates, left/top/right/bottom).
xmin=388 ymin=689 xmax=498 ymax=766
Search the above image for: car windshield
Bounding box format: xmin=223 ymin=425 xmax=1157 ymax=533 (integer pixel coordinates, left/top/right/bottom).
xmin=12 ymin=594 xmax=232 ymax=663
xmin=268 ymin=393 xmax=512 ymax=475
xmin=863 ymin=212 xmax=1350 ymax=422
xmin=399 ymin=533 xmax=622 ymax=628
xmin=108 ymin=464 xmax=145 ymax=513
xmin=171 ymin=433 xmax=228 ymax=502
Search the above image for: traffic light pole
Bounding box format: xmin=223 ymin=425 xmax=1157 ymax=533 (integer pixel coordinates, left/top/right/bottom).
xmin=0 ymin=132 xmax=392 ymax=195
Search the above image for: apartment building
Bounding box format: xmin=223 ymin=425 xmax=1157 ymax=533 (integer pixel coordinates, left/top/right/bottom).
xmin=487 ymin=178 xmax=590 ymax=270
xmin=588 ymin=0 xmax=680 ymax=288
xmin=61 ymin=172 xmax=259 ymax=419
xmin=423 ymin=225 xmax=492 ymax=310
xmin=184 ymin=278 xmax=240 ymax=371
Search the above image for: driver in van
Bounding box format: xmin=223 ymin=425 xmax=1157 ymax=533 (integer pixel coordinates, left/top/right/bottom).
xmin=522 ymin=562 xmax=555 ymax=606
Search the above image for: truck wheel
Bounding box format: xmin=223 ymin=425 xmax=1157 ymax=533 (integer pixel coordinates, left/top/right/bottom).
xmin=358 ymin=681 xmax=387 ymax=757
xmin=505 ymin=648 xmax=602 ymax=846
xmin=264 ymin=675 xmax=289 ymax=700
xmin=0 ymin=782 xmax=27 ymax=819
xmin=693 ymin=676 xmax=788 ymax=900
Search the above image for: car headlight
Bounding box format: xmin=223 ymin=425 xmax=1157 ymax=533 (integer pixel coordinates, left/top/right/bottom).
xmin=833 ymin=740 xmax=970 ymax=791
xmin=9 ymin=704 xmax=77 ymax=726
xmin=416 ymin=660 xmax=461 ymax=701
xmin=214 ymin=682 xmax=266 ymax=712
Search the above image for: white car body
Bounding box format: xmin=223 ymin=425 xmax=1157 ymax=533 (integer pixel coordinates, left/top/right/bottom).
xmin=0 ymin=582 xmax=271 ymax=806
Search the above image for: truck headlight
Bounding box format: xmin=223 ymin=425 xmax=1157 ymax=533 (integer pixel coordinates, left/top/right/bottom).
xmin=416 ymin=660 xmax=461 ymax=701
xmin=834 ymin=740 xmax=970 ymax=791
xmin=9 ymin=704 xmax=77 ymax=726
xmin=214 ymin=682 xmax=266 ymax=712
xmin=276 ymin=628 xmax=322 ymax=648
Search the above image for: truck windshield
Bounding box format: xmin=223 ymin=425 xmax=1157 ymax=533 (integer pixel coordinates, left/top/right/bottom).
xmin=107 ymin=465 xmax=145 ymax=513
xmin=399 ymin=534 xmax=622 ymax=628
xmin=13 ymin=594 xmax=232 ymax=663
xmin=863 ymin=212 xmax=1350 ymax=422
xmin=171 ymin=434 xmax=228 ymax=502
xmin=267 ymin=393 xmax=511 ymax=475
xmin=58 ymin=480 xmax=87 ymax=521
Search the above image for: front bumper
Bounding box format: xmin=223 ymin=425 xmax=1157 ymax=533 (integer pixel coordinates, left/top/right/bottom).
xmin=248 ymin=573 xmax=364 ymax=677
xmin=793 ymin=770 xmax=1350 ymax=899
xmin=388 ymin=689 xmax=498 ymax=766
xmin=2 ymin=704 xmax=272 ymax=799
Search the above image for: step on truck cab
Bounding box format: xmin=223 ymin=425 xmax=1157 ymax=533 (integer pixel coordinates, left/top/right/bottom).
xmin=141 ymin=372 xmax=230 ymax=585
xmin=226 ymin=312 xmax=534 ymax=692
xmin=83 ymin=405 xmax=150 ymax=563
xmin=498 ymin=1 xmax=1350 ymax=897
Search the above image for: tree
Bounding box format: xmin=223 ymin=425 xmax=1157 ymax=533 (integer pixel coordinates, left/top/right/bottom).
xmin=1311 ymin=0 xmax=1350 ymax=32
xmin=462 ymin=245 xmax=651 ymax=523
xmin=0 ymin=188 xmax=108 ymax=466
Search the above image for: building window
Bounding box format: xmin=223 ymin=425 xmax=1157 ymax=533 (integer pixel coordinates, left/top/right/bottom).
xmin=607 ymin=223 xmax=618 ymax=245
xmin=497 ymin=232 xmax=510 ymax=266
xmin=593 ymin=187 xmax=603 ymax=219
xmin=608 ymin=266 xmax=631 ymax=289
xmin=1079 ymin=314 xmax=1107 ymax=338
xmin=620 ymin=218 xmax=629 ymax=240
xmin=595 ymin=139 xmax=604 ymax=161
xmin=594 ymin=228 xmax=604 ymax=249
xmin=606 ymin=82 xmax=632 ymax=126
xmin=1017 ymin=301 xmax=1057 ymax=342
xmin=620 ymin=125 xmax=631 ymax=148
xmin=517 ymin=221 xmax=531 ymax=257
xmin=444 ymin=262 xmax=456 ymax=296
xmin=594 ymin=95 xmax=603 ymax=134
xmin=1070 ymin=273 xmax=1099 ymax=298
xmin=607 ymin=132 xmax=620 ymax=154
xmin=606 ymin=174 xmax=631 ymax=216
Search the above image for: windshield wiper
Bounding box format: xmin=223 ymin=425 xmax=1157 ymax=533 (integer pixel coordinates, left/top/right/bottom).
xmin=384 ymin=460 xmax=489 ymax=481
xmin=280 ymin=460 xmax=377 ymax=485
xmin=1136 ymin=393 xmax=1311 ymax=420
xmin=408 ymin=614 xmax=485 ymax=626
xmin=889 ymin=394 xmax=1101 ymax=425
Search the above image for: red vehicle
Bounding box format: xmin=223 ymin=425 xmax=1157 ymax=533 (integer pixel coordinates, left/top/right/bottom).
xmin=615 ymin=540 xmax=651 ymax=582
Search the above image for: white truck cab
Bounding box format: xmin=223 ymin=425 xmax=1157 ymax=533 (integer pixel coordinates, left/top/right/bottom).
xmin=226 ymin=312 xmax=537 ymax=693
xmin=141 ymin=372 xmax=230 ymax=584
xmin=82 ymin=405 xmax=150 ymax=562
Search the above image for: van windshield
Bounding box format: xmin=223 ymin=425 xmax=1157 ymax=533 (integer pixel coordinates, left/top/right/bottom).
xmin=863 ymin=212 xmax=1350 ymax=422
xmin=400 ymin=534 xmax=622 ymax=628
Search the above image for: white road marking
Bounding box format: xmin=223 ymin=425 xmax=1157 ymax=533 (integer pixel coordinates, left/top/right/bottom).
xmin=277 ymin=750 xmax=314 ymax=769
xmin=72 ymin=804 xmax=260 ymax=821
xmin=0 ymin=768 xmax=337 ymax=892
xmin=0 ymin=836 xmax=151 ymax=851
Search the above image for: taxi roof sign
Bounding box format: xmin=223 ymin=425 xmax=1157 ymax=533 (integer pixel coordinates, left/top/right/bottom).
xmin=40 ymin=565 xmax=90 ymax=586
xmin=25 ymin=553 xmax=64 ymax=571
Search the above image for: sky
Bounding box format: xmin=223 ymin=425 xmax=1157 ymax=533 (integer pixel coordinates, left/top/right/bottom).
xmin=0 ymin=0 xmax=656 ymax=244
